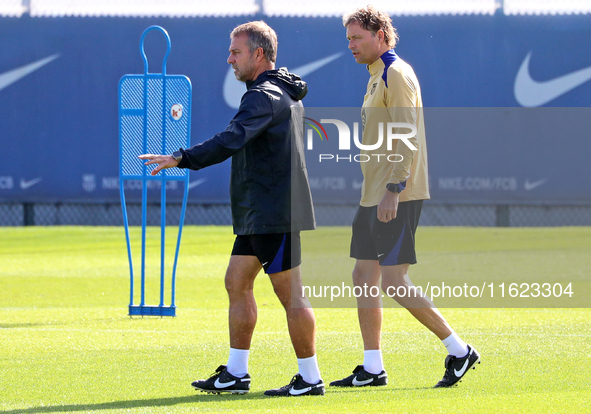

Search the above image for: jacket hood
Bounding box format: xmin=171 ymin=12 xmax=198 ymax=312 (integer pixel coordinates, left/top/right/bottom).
xmin=248 ymin=67 xmax=308 ymax=101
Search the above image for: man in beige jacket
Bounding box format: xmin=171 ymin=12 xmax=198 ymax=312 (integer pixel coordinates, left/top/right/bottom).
xmin=330 ymin=5 xmax=480 ymax=389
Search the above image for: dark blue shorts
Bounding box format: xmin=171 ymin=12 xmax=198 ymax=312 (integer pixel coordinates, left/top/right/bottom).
xmin=350 ymin=201 xmax=423 ymax=266
xmin=231 ymin=232 xmax=301 ymax=274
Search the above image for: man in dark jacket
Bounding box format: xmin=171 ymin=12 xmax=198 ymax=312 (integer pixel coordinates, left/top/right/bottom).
xmin=139 ymin=21 xmax=323 ymax=397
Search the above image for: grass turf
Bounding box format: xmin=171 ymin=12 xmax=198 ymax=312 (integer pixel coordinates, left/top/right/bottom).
xmin=1 ymin=226 xmax=590 ymax=413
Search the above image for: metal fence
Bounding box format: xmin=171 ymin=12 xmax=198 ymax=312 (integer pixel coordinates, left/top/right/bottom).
xmin=1 ymin=201 xmax=590 ymax=227
xmin=3 ymin=0 xmax=591 ymax=17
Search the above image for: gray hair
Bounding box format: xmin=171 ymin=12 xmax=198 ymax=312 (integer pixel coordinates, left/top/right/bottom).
xmin=231 ymin=21 xmax=278 ymax=63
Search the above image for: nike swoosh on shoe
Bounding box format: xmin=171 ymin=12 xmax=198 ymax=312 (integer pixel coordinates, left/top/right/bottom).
xmin=453 ymin=349 xmax=474 ymax=377
xmin=352 ymin=377 xmax=374 ymax=386
xmin=289 ymin=386 xmax=313 ymax=395
xmin=214 ymin=378 xmax=236 ymax=388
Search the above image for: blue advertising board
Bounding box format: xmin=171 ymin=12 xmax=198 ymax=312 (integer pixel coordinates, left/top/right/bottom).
xmin=1 ymin=14 xmax=590 ymax=204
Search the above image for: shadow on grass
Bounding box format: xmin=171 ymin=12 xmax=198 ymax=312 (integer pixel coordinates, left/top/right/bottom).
xmin=328 ymin=385 xmax=435 ymax=393
xmin=2 ymin=392 xmax=269 ymax=413
xmin=0 ymin=323 xmax=59 ymax=329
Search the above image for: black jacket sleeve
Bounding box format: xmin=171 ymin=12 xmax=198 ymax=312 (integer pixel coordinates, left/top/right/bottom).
xmin=177 ymin=90 xmax=273 ymax=170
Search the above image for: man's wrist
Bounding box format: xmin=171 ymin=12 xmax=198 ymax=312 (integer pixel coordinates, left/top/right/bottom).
xmin=171 ymin=150 xmax=183 ymax=163
xmin=386 ymin=182 xmax=404 ymax=194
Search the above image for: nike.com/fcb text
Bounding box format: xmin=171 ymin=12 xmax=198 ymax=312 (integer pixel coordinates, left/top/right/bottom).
xmin=302 ymin=282 xmax=574 ymax=302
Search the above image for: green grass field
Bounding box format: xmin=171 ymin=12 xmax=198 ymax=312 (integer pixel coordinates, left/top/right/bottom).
xmin=1 ymin=226 xmax=590 ymax=413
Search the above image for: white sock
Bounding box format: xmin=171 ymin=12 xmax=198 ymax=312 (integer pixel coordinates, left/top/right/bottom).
xmin=298 ymin=355 xmax=321 ymax=384
xmin=363 ymin=349 xmax=384 ymax=375
xmin=226 ymin=348 xmax=249 ymax=377
xmin=442 ymin=332 xmax=469 ymax=357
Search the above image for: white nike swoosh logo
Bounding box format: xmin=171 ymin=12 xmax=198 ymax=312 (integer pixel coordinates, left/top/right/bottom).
xmin=514 ymin=52 xmax=591 ymax=107
xmin=524 ymin=178 xmax=547 ymax=191
xmin=188 ymin=178 xmax=207 ymax=189
xmin=289 ymin=386 xmax=313 ymax=395
xmin=0 ymin=54 xmax=60 ymax=92
xmin=377 ymin=254 xmax=384 ymax=257
xmin=453 ymin=349 xmax=473 ymax=377
xmin=261 ymin=262 xmax=269 ymax=267
xmin=214 ymin=378 xmax=236 ymax=388
xmin=20 ymin=177 xmax=43 ymax=190
xmin=352 ymin=377 xmax=373 ymax=386
xmin=223 ymin=52 xmax=345 ymax=109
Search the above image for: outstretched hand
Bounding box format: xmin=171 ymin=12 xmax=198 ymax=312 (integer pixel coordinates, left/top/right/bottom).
xmin=138 ymin=154 xmax=179 ymax=176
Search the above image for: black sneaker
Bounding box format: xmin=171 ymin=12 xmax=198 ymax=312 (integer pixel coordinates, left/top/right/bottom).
xmin=434 ymin=345 xmax=480 ymax=388
xmin=330 ymin=365 xmax=387 ymax=387
xmin=264 ymin=374 xmax=325 ymax=397
xmin=191 ymin=365 xmax=250 ymax=394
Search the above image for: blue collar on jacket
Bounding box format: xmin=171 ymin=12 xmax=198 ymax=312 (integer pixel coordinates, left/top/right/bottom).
xmin=379 ymin=49 xmax=398 ymax=88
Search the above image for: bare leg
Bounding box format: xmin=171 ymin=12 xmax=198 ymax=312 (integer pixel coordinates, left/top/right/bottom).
xmin=225 ymin=255 xmax=262 ymax=350
xmin=269 ymin=265 xmax=316 ymax=358
xmin=352 ymin=260 xmax=383 ymax=350
xmin=381 ymin=264 xmax=453 ymax=340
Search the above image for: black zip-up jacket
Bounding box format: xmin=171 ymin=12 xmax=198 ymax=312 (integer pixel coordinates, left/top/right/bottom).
xmin=177 ymin=67 xmax=316 ymax=235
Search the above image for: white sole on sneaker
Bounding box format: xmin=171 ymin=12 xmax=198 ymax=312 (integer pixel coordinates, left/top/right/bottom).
xmin=193 ymin=386 xmax=249 ymax=395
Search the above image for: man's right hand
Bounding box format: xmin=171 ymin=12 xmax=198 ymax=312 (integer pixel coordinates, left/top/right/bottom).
xmin=377 ymin=190 xmax=399 ymax=223
xmin=138 ymin=154 xmax=180 ymax=176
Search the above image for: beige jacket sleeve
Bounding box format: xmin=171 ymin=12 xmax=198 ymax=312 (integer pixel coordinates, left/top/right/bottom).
xmin=384 ymin=65 xmax=419 ymax=186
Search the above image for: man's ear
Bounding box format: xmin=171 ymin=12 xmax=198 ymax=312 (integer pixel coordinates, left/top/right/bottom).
xmin=377 ymin=29 xmax=385 ymax=43
xmin=256 ymin=47 xmax=265 ymax=61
